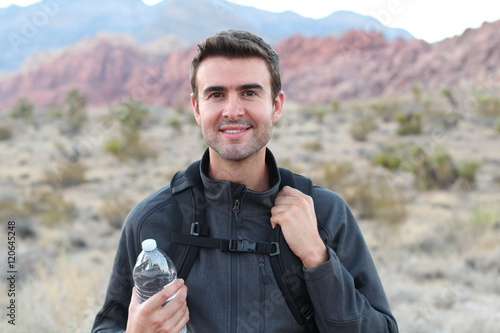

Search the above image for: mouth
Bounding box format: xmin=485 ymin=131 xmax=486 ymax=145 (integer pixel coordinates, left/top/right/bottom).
xmin=222 ymin=129 xmax=248 ymax=134
xmin=219 ymin=125 xmax=251 ymax=138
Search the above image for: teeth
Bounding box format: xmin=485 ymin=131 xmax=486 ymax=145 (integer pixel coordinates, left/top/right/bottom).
xmin=225 ymin=130 xmax=245 ymax=133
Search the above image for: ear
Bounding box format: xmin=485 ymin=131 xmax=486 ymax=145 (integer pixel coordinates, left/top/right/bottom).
xmin=272 ymin=91 xmax=285 ymax=123
xmin=191 ymin=93 xmax=201 ymax=125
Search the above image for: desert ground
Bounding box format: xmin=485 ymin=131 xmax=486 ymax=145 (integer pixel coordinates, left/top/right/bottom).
xmin=0 ymin=86 xmax=499 ymax=332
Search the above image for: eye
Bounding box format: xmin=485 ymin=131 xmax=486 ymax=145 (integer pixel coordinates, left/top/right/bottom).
xmin=210 ymin=92 xmax=223 ymax=98
xmin=243 ymin=90 xmax=257 ymax=97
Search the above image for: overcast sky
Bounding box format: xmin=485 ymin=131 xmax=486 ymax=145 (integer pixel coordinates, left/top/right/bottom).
xmin=1 ymin=0 xmax=499 ymax=43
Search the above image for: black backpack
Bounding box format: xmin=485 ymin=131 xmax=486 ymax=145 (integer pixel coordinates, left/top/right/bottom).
xmin=168 ymin=160 xmax=316 ymax=331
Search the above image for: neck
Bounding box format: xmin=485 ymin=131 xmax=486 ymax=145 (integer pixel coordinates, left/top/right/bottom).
xmin=208 ymin=148 xmax=270 ymax=191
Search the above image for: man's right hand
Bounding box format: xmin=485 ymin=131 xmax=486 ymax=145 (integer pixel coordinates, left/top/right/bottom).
xmin=126 ymin=279 xmax=189 ymax=333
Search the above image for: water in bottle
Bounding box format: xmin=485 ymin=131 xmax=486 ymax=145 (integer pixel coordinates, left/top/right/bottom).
xmin=133 ymin=239 xmax=187 ymax=332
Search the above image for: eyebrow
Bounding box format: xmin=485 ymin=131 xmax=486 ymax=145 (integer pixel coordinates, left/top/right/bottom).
xmin=202 ymin=83 xmax=265 ymax=97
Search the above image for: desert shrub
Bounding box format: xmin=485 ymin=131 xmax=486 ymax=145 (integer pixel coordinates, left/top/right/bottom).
xmin=111 ymin=99 xmax=148 ymax=131
xmin=317 ymin=161 xmax=354 ymax=192
xmin=431 ymin=147 xmax=458 ymax=188
xmin=104 ymin=136 xmax=125 ymax=156
xmin=168 ymin=117 xmax=182 ymax=132
xmin=315 ymin=163 xmax=407 ymax=225
xmin=43 ymin=160 xmax=87 ymax=188
xmin=19 ymin=256 xmax=106 ymax=333
xmin=61 ymin=88 xmax=88 ymax=135
xmin=373 ymin=147 xmax=403 ymax=170
xmin=456 ymin=159 xmax=482 ymax=190
xmin=22 ymin=188 xmax=78 ymax=226
xmin=494 ymin=117 xmax=500 ymax=133
xmin=105 ymin=100 xmax=157 ymax=160
xmin=441 ymin=88 xmax=459 ymax=108
xmin=342 ymin=172 xmax=407 ymax=225
xmin=10 ymin=96 xmax=35 ymax=121
xmin=331 ymin=99 xmax=341 ymax=113
xmin=0 ymin=199 xmax=37 ymax=238
xmin=99 ymin=194 xmax=135 ymax=229
xmin=464 ymin=205 xmax=500 ymax=230
xmin=409 ymin=146 xmax=458 ymax=190
xmin=395 ymin=111 xmax=422 ymax=135
xmin=350 ymin=116 xmax=374 ymax=141
xmin=370 ymin=100 xmax=400 ymax=122
xmin=475 ymin=93 xmax=500 ymax=116
xmin=303 ymin=141 xmax=323 ymax=151
xmin=313 ymin=106 xmax=328 ymax=122
xmin=0 ymin=123 xmax=13 ymax=140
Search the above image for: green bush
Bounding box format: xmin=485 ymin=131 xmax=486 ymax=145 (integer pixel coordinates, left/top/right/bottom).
xmin=61 ymin=88 xmax=88 ymax=135
xmin=43 ymin=161 xmax=87 ymax=188
xmin=475 ymin=93 xmax=500 ymax=116
xmin=99 ymin=194 xmax=135 ymax=229
xmin=342 ymin=173 xmax=407 ymax=225
xmin=373 ymin=149 xmax=403 ymax=170
xmin=370 ymin=100 xmax=400 ymax=122
xmin=395 ymin=111 xmax=422 ymax=135
xmin=456 ymin=159 xmax=482 ymax=190
xmin=409 ymin=146 xmax=458 ymax=190
xmin=10 ymin=97 xmax=35 ymax=121
xmin=303 ymin=141 xmax=323 ymax=151
xmin=494 ymin=117 xmax=500 ymax=134
xmin=22 ymin=188 xmax=77 ymax=226
xmin=168 ymin=117 xmax=182 ymax=132
xmin=105 ymin=100 xmax=158 ymax=160
xmin=0 ymin=124 xmax=13 ymax=140
xmin=350 ymin=116 xmax=374 ymax=141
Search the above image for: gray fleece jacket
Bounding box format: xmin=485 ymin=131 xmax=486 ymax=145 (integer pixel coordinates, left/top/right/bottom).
xmin=92 ymin=149 xmax=398 ymax=332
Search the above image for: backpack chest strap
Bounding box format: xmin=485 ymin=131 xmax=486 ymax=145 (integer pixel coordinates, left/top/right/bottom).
xmin=171 ymin=232 xmax=280 ymax=255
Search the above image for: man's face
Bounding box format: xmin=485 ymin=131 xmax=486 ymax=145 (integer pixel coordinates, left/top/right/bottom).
xmin=191 ymin=56 xmax=284 ymax=162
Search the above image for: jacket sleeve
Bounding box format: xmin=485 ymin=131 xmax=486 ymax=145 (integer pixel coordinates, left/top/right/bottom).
xmin=91 ymin=213 xmax=140 ymax=333
xmin=305 ymin=187 xmax=398 ymax=332
xmin=91 ymin=186 xmax=175 ymax=333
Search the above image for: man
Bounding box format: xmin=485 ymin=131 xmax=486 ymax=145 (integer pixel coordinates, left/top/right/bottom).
xmin=92 ymin=30 xmax=398 ymax=332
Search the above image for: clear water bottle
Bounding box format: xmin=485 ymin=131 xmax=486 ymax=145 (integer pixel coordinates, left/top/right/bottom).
xmin=133 ymin=239 xmax=187 ymax=333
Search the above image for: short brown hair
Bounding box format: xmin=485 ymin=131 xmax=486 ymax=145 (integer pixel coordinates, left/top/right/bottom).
xmin=190 ymin=30 xmax=281 ymax=101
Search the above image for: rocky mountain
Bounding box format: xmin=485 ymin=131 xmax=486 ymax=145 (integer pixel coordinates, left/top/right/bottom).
xmin=0 ymin=20 xmax=498 ymax=109
xmin=0 ymin=0 xmax=412 ymax=71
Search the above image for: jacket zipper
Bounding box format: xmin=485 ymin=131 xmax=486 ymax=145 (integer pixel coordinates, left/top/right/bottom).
xmin=258 ymin=258 xmax=268 ymax=333
xmin=230 ymin=197 xmax=241 ymax=332
xmin=232 ymin=199 xmax=240 ymax=214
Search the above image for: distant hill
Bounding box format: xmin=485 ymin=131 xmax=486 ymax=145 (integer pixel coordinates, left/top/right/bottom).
xmin=0 ymin=20 xmax=498 ymax=109
xmin=0 ymin=0 xmax=413 ymax=71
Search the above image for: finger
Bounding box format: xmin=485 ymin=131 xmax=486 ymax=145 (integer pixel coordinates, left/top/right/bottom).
xmin=163 ymin=285 xmax=189 ymax=326
xmin=147 ymin=279 xmax=185 ymax=309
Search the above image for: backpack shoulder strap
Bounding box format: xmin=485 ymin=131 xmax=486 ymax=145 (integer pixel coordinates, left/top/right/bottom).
xmin=170 ymin=160 xmax=207 ymax=279
xmin=270 ymin=168 xmax=316 ymax=330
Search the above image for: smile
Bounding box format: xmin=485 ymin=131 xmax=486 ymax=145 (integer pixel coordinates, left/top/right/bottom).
xmin=223 ymin=129 xmax=247 ymax=134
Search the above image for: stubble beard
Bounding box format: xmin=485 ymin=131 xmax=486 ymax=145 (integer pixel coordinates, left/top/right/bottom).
xmin=202 ymin=118 xmax=273 ymax=162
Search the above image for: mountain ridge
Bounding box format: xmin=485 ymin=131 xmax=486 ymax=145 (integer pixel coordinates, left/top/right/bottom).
xmin=0 ymin=20 xmax=498 ymax=109
xmin=0 ymin=0 xmax=412 ymax=71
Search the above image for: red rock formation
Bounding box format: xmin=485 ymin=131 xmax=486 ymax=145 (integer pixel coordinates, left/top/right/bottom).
xmin=1 ymin=21 xmax=499 ymax=109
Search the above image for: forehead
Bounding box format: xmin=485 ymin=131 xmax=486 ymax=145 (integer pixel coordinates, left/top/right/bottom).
xmin=195 ymin=56 xmax=271 ymax=89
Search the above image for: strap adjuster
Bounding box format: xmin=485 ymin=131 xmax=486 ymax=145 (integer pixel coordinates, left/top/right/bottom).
xmin=269 ymin=242 xmax=280 ymax=256
xmin=229 ymin=239 xmax=257 ymax=253
xmin=190 ymin=222 xmax=200 ymax=236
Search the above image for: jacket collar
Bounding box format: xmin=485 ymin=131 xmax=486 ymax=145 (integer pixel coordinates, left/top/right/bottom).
xmin=198 ymin=148 xmax=281 ymax=212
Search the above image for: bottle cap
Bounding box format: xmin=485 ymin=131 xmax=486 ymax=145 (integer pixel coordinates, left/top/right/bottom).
xmin=142 ymin=239 xmax=157 ymax=252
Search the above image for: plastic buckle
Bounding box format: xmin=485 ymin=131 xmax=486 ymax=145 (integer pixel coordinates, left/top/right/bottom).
xmin=269 ymin=242 xmax=280 ymax=256
xmin=190 ymin=222 xmax=200 ymax=236
xmin=229 ymin=239 xmax=257 ymax=253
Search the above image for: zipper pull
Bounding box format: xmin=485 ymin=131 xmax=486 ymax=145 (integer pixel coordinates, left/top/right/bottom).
xmin=259 ymin=260 xmax=270 ymax=284
xmin=233 ymin=199 xmax=240 ymax=214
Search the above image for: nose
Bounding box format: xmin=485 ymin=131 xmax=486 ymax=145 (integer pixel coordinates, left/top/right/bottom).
xmin=222 ymin=94 xmax=244 ymax=120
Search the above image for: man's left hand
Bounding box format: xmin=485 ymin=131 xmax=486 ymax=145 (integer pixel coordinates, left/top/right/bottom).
xmin=270 ymin=186 xmax=328 ymax=269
